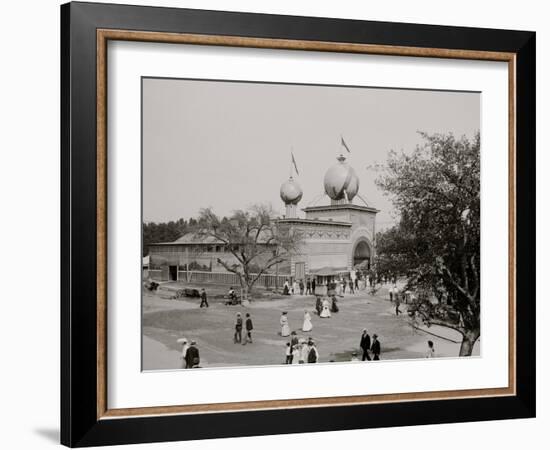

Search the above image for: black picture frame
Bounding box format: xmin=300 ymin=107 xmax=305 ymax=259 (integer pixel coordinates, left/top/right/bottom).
xmin=61 ymin=1 xmax=535 ymax=447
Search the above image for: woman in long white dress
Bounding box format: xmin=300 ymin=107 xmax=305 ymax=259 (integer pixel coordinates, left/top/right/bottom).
xmin=292 ymin=343 xmax=301 ymax=364
xmin=299 ymin=339 xmax=308 ymax=363
xmin=280 ymin=312 xmax=290 ymax=337
xmin=320 ymin=299 xmax=331 ymax=318
xmin=302 ymin=310 xmax=313 ymax=332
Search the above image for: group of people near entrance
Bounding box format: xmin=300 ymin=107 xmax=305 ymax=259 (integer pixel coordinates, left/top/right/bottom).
xmin=282 ymin=278 xmax=317 ymax=296
xmin=282 ymin=276 xmax=364 ymax=297
xmin=178 ymin=338 xmax=201 ymax=368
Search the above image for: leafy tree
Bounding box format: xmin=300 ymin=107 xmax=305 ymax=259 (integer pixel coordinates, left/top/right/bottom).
xmin=197 ymin=204 xmax=302 ymax=302
xmin=376 ymin=132 xmax=480 ymax=356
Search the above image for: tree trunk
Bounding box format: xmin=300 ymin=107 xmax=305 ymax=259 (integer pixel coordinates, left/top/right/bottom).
xmin=459 ymin=330 xmax=479 ymax=356
xmin=241 ymin=279 xmax=250 ymax=305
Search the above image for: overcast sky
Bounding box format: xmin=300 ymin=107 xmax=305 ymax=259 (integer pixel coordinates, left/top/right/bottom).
xmin=142 ymin=78 xmax=479 ymax=229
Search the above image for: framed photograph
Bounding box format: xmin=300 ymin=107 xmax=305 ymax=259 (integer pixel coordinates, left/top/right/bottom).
xmin=61 ymin=2 xmax=536 ymax=447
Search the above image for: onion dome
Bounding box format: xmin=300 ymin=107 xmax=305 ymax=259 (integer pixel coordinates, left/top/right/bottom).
xmin=280 ymin=176 xmax=303 ymax=205
xmin=323 ymin=154 xmax=359 ymax=202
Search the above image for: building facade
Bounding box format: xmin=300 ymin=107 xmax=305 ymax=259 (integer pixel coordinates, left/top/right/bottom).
xmin=147 ymin=153 xmax=378 ymax=284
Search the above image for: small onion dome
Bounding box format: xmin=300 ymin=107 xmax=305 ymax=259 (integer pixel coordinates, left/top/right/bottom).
xmin=280 ymin=176 xmax=303 ymax=205
xmin=323 ymin=154 xmax=359 ymax=201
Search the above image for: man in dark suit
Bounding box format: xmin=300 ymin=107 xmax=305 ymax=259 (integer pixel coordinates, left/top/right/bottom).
xmin=185 ymin=340 xmax=200 ymax=368
xmin=234 ymin=313 xmax=243 ymax=343
xmin=243 ymin=313 xmax=253 ymax=345
xmin=371 ymin=334 xmax=381 ymax=360
xmin=199 ymin=288 xmax=209 ymax=308
xmin=360 ymin=329 xmax=371 ymax=361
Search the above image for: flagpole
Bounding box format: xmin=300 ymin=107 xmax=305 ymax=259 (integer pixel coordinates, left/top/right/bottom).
xmin=340 ymin=135 xmax=351 ymax=154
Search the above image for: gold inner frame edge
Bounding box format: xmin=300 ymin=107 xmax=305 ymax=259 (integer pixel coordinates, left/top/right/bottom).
xmin=95 ymin=29 xmax=517 ymax=420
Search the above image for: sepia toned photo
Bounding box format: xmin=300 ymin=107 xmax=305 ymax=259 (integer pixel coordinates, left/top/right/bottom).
xmin=141 ymin=77 xmax=481 ymax=371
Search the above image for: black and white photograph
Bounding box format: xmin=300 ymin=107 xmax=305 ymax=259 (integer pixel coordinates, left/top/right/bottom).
xmin=141 ymin=77 xmax=481 ymax=370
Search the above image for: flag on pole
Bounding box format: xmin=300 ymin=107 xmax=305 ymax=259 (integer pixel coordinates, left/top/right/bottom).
xmin=291 ymin=151 xmax=300 ymax=175
xmin=341 ymin=135 xmax=351 ymax=153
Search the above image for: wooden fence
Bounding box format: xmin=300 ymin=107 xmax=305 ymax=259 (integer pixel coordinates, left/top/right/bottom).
xmin=176 ymin=270 xmax=289 ymax=288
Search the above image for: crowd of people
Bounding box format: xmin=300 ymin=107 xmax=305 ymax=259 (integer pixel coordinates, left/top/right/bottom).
xmin=176 ymin=329 xmax=435 ymax=369
xmin=281 ymin=274 xmax=368 ymax=297
xmin=285 ymin=335 xmax=319 ymax=364
xmin=173 ymin=277 xmax=439 ymax=369
xmin=282 ymin=278 xmax=316 ymax=295
xmin=278 ymin=309 xmax=385 ymax=363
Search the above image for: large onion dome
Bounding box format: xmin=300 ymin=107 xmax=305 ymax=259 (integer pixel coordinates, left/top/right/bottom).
xmin=280 ymin=176 xmax=303 ymax=205
xmin=323 ymin=154 xmax=359 ymax=202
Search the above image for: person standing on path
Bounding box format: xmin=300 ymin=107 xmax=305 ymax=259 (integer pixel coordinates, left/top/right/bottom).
xmin=185 ymin=340 xmax=200 ymax=368
xmin=395 ymin=293 xmax=402 ymax=316
xmin=290 ymin=331 xmax=299 ymax=349
xmin=302 ymin=310 xmax=313 ymax=332
xmin=293 ymin=279 xmax=299 ymax=295
xmin=359 ymin=329 xmax=371 ymax=361
xmin=234 ymin=313 xmax=243 ymax=344
xmin=315 ymin=296 xmax=323 ymax=316
xmin=285 ymin=342 xmax=293 ymax=364
xmin=307 ymin=339 xmax=319 ymax=363
xmin=320 ymin=298 xmax=331 ymax=318
xmin=426 ymin=340 xmax=435 ymax=358
xmin=371 ymin=334 xmax=381 ymax=360
xmin=299 ymin=338 xmax=308 ymax=363
xmin=178 ymin=337 xmax=189 ymax=368
xmin=292 ymin=343 xmax=301 ymax=364
xmin=242 ymin=313 xmax=253 ymax=345
xmin=199 ymin=288 xmax=209 ymax=308
xmin=283 ymin=279 xmax=290 ymax=295
xmin=280 ymin=312 xmax=290 ymax=337
xmin=311 ymin=278 xmax=316 ymax=295
xmin=331 ymin=295 xmax=339 ymax=313
xmin=306 ymin=278 xmax=312 ymax=295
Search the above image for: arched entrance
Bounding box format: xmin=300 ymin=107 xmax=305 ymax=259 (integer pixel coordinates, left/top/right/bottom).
xmin=353 ymin=239 xmax=371 ymax=269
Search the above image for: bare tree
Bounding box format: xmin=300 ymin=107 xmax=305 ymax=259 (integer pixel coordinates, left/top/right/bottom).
xmin=197 ymin=204 xmax=302 ymax=302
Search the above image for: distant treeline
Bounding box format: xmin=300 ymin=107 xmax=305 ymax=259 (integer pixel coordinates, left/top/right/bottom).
xmin=142 ymin=216 xmax=224 ymax=256
xmin=142 ymin=218 xmax=193 ymax=256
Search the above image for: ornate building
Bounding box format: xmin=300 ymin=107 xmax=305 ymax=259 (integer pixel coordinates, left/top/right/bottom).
xmin=279 ymin=154 xmax=378 ymax=282
xmin=147 ymin=153 xmax=378 ymax=284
